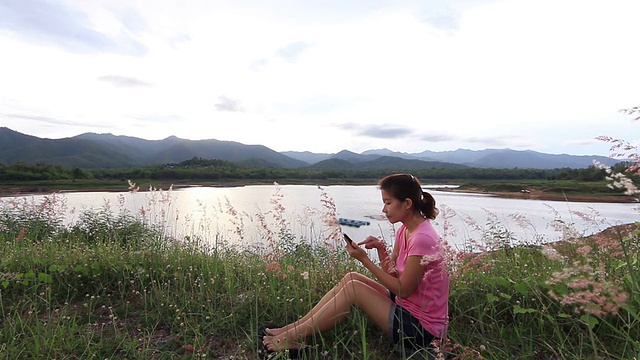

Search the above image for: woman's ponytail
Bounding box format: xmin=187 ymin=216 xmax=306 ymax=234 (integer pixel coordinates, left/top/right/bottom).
xmin=420 ymin=191 xmax=438 ymax=219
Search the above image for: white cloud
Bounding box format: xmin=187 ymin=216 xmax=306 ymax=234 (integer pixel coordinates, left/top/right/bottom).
xmin=275 ymin=41 xmax=314 ymax=63
xmin=0 ymin=0 xmax=147 ymax=55
xmin=98 ymin=75 xmax=152 ymax=88
xmin=215 ymin=96 xmax=244 ymax=112
xmin=0 ymin=0 xmax=638 ymax=156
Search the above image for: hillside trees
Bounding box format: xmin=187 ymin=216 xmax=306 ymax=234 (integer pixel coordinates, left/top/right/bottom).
xmin=0 ymin=159 xmax=632 ymax=186
xmin=0 ymin=162 xmax=71 ymax=181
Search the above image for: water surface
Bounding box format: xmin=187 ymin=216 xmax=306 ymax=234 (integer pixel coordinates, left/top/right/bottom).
xmin=10 ymin=185 xmax=639 ymax=249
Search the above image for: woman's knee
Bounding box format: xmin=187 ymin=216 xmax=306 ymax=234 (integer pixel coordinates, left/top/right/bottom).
xmin=341 ymin=272 xmax=367 ymax=283
xmin=342 ymin=278 xmax=369 ymax=299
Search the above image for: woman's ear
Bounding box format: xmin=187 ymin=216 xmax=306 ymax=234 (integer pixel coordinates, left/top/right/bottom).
xmin=403 ymin=198 xmax=413 ymax=210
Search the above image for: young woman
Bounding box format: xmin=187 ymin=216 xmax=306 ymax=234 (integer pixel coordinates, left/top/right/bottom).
xmin=262 ymin=173 xmax=450 ymax=354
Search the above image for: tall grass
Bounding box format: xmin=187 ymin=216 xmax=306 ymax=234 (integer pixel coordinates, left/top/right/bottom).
xmin=1 ymin=178 xmax=638 ymax=359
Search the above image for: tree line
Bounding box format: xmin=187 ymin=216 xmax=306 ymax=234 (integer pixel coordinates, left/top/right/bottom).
xmin=0 ymin=157 xmax=635 ymax=184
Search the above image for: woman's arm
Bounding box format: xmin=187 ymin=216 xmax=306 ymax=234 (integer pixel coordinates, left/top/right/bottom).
xmin=360 ymin=236 xmax=398 ymax=276
xmin=361 ymin=254 xmax=423 ymax=298
xmin=348 ymin=243 xmax=423 ymax=298
xmin=379 ymin=242 xmax=399 ymax=276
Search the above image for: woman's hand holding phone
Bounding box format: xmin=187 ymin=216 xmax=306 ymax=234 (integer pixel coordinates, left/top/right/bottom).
xmin=343 ymin=233 xmax=368 ymax=262
xmin=343 ymin=233 xmax=353 ymax=246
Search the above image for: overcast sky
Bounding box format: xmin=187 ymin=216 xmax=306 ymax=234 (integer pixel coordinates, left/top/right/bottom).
xmin=1 ymin=0 xmax=639 ymax=156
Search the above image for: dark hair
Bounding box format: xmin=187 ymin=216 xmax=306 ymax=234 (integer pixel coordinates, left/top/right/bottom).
xmin=378 ymin=173 xmax=438 ymax=219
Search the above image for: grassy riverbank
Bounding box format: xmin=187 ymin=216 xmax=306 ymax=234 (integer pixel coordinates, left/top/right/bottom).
xmin=1 ymin=187 xmax=638 ymax=359
xmin=439 ymin=179 xmax=638 ymax=203
xmin=0 ymin=178 xmax=377 ymax=196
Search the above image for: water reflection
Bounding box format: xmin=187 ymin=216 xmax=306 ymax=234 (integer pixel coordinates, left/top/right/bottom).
xmin=7 ymin=185 xmax=639 ymax=249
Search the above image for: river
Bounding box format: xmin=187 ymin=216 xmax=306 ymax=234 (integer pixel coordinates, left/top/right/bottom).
xmin=4 ymin=184 xmax=638 ymax=250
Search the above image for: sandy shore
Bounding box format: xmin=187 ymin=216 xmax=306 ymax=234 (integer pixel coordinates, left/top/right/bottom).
xmin=435 ymin=187 xmax=638 ymax=204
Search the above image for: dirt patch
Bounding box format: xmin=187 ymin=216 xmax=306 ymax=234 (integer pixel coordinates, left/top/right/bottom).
xmin=587 ymin=222 xmax=639 ymax=239
xmin=438 ymin=188 xmax=638 ymax=203
xmin=561 ymin=222 xmax=639 ymax=247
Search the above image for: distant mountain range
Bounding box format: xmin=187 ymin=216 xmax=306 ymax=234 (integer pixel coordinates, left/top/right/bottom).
xmin=0 ymin=127 xmax=620 ymax=170
xmin=281 ymin=148 xmax=620 ymax=169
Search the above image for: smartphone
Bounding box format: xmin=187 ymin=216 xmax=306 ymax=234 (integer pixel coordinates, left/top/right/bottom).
xmin=343 ymin=233 xmax=353 ymax=245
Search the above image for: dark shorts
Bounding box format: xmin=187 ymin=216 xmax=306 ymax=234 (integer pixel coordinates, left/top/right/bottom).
xmin=388 ymin=292 xmax=437 ymax=350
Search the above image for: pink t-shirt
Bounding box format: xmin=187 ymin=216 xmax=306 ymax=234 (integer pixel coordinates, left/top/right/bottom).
xmin=394 ymin=220 xmax=449 ymax=338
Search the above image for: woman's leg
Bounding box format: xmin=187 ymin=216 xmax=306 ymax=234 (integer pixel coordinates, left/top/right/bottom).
xmin=263 ymin=272 xmax=393 ymax=351
xmin=266 ymin=272 xmax=388 ymax=336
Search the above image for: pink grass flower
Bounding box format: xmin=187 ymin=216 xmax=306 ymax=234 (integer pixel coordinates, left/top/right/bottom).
xmin=547 ymin=262 xmax=628 ymax=317
xmin=577 ymin=245 xmax=592 ymax=257
xmin=15 ymin=228 xmax=26 ymax=242
xmin=127 ymin=180 xmax=139 ymax=192
xmin=317 ymin=185 xmax=342 ymax=249
xmin=541 ymin=245 xmax=564 ymax=261
xmin=595 ymin=135 xmax=640 ymax=197
xmin=266 ymin=262 xmax=282 ymax=274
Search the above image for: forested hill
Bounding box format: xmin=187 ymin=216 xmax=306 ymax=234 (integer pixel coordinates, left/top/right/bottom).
xmin=0 ymin=127 xmax=621 ymax=170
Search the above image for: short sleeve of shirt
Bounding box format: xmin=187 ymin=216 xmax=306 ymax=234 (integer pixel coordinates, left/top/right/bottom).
xmin=406 ymin=225 xmax=438 ymax=258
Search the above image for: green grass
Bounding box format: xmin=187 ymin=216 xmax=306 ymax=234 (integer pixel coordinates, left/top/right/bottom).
xmin=0 ymin=179 xmax=133 ymax=192
xmin=1 ymin=191 xmax=639 ymax=359
xmin=458 ymin=179 xmax=623 ymax=195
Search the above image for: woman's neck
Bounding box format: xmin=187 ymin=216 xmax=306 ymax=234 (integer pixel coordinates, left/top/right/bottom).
xmin=403 ymin=213 xmax=425 ymax=233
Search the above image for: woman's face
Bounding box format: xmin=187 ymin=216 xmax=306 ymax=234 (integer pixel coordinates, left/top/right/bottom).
xmin=381 ymin=189 xmax=410 ymax=224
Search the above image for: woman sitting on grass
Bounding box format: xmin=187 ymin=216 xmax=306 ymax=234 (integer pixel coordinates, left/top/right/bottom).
xmin=262 ymin=173 xmax=450 ymax=354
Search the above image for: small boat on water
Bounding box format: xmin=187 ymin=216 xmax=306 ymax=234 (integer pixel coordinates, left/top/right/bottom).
xmin=338 ymin=218 xmax=371 ymax=227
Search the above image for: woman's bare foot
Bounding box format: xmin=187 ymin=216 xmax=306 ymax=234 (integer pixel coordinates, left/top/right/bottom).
xmin=264 ymin=326 xmax=285 ymax=336
xmin=262 ymin=332 xmax=301 ymax=352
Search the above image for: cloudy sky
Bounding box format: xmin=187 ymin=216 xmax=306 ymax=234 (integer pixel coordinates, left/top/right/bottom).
xmin=1 ymin=0 xmax=639 ymax=156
